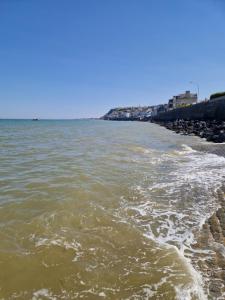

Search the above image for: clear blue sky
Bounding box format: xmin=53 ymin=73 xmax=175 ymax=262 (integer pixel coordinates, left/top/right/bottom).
xmin=1 ymin=0 xmax=225 ymax=119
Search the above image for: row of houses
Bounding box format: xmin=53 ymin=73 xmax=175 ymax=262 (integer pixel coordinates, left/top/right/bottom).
xmin=168 ymin=90 xmax=198 ymax=110
xmin=148 ymin=90 xmax=225 ymax=117
xmin=102 ymin=91 xmax=198 ymax=120
xmin=102 ymin=106 xmax=154 ymax=120
xmin=103 ymin=90 xmax=225 ymax=120
xmin=150 ymin=90 xmax=198 ymax=117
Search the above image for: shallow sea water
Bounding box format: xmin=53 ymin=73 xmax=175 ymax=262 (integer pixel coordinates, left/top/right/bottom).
xmin=1 ymin=119 xmax=225 ymax=299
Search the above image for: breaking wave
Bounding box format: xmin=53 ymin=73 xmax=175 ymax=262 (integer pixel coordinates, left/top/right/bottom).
xmin=119 ymin=144 xmax=225 ymax=299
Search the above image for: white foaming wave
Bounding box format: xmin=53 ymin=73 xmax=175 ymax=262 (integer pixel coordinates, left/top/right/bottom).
xmin=129 ymin=146 xmax=156 ymax=155
xmin=32 ymin=288 xmax=107 ymax=300
xmin=127 ymin=145 xmax=166 ymax=166
xmin=30 ymin=234 xmax=84 ymax=262
xmin=175 ymin=284 xmax=201 ymax=300
xmin=143 ymin=228 xmax=207 ymax=300
xmin=32 ymin=289 xmax=56 ymax=300
xmin=175 ymin=144 xmax=197 ymax=155
xmin=149 ymin=149 xmax=225 ymax=196
xmin=122 ymin=146 xmax=225 ymax=299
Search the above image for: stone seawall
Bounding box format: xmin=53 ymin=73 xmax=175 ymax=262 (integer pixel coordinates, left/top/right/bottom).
xmin=155 ymin=119 xmax=225 ymax=143
xmin=151 ymin=98 xmax=225 ymax=143
xmin=152 ymin=98 xmax=225 ymax=122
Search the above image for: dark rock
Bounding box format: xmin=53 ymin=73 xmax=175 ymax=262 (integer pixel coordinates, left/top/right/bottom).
xmin=155 ymin=119 xmax=225 ymax=143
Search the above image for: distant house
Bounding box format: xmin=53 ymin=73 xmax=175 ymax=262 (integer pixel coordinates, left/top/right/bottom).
xmin=102 ymin=106 xmax=155 ymax=120
xmin=168 ymin=99 xmax=174 ymax=110
xmin=151 ymin=104 xmax=166 ymax=117
xmin=169 ymin=91 xmax=197 ymax=109
xmin=163 ymin=103 xmax=168 ymax=112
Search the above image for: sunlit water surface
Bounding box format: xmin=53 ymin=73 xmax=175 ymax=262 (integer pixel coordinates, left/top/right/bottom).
xmin=1 ymin=120 xmax=225 ymax=300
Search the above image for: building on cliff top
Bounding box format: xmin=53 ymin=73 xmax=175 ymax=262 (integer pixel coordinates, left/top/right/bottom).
xmin=168 ymin=91 xmax=198 ymax=110
xmin=102 ymin=106 xmax=154 ymax=120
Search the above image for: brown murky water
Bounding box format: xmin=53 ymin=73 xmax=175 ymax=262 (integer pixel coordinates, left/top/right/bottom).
xmin=1 ymin=120 xmax=225 ymax=299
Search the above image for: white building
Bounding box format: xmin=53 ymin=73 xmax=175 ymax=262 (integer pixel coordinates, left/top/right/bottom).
xmin=169 ymin=91 xmax=197 ymax=109
xmin=174 ymin=91 xmax=198 ymax=108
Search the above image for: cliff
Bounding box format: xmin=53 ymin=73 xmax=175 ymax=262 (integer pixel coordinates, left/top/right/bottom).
xmin=101 ymin=106 xmax=154 ymax=121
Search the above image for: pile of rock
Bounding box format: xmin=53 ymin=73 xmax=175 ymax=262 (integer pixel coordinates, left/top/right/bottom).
xmin=191 ymin=187 xmax=225 ymax=298
xmin=155 ymin=120 xmax=225 ymax=143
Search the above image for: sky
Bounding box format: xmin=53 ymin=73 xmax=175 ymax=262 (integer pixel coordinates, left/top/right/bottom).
xmin=0 ymin=0 xmax=225 ymax=119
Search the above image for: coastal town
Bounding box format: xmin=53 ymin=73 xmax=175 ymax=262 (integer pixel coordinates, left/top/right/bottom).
xmin=102 ymin=90 xmax=225 ymax=121
xmin=102 ymin=90 xmax=199 ymax=120
xmin=102 ymin=90 xmax=225 ymax=143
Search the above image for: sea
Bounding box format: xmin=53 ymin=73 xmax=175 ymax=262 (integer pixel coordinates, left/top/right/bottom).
xmin=1 ymin=119 xmax=225 ymax=300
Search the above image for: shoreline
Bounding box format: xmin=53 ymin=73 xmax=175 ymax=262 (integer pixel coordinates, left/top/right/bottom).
xmin=155 ymin=121 xmax=225 ymax=298
xmin=121 ymin=119 xmax=225 ymax=297
xmin=152 ymin=119 xmax=225 ymax=143
xmin=103 ymin=119 xmax=225 ymax=297
xmin=102 ymin=118 xmax=225 ymax=144
xmin=181 ymin=141 xmax=225 ymax=298
xmin=191 ymin=186 xmax=225 ymax=298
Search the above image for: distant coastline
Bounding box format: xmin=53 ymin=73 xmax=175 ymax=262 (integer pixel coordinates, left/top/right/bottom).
xmin=102 ymin=93 xmax=225 ymax=143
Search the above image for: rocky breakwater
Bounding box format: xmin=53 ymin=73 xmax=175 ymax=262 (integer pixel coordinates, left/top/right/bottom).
xmin=156 ymin=120 xmax=225 ymax=143
xmin=191 ymin=188 xmax=225 ymax=298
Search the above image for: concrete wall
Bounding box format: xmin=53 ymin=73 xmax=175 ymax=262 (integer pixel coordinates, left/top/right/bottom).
xmin=152 ymin=98 xmax=225 ymax=121
xmin=210 ymin=95 xmax=225 ymax=102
